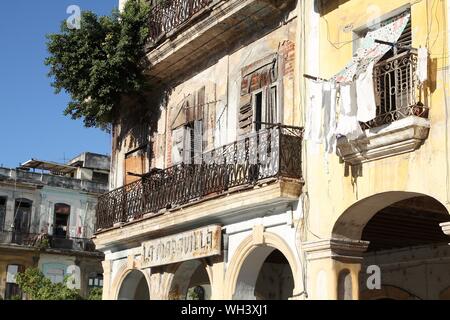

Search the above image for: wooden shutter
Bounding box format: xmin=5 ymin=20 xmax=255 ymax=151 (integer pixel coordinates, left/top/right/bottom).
xmin=172 ymin=126 xmax=185 ymax=165
xmin=239 ymin=94 xmax=253 ymax=136
xmin=197 ymin=86 xmax=205 ymax=120
xmin=183 ymin=125 xmax=193 ymax=164
xmin=193 ymin=120 xmax=203 ymax=164
xmin=265 ymin=86 xmax=278 ymax=125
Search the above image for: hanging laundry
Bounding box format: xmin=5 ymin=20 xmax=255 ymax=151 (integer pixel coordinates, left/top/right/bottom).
xmin=332 ymin=12 xmax=411 ymax=83
xmin=322 ymin=82 xmax=338 ymax=153
xmin=305 ymin=80 xmax=324 ymax=143
xmin=356 ymin=61 xmax=376 ymax=122
xmin=416 ymin=47 xmax=428 ymax=84
xmin=336 ymin=83 xmax=364 ymax=141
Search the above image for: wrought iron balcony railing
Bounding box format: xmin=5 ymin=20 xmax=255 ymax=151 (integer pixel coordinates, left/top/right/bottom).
xmin=148 ymin=0 xmax=213 ymax=43
xmin=0 ymin=229 xmax=97 ymax=252
xmin=362 ymin=50 xmax=429 ymax=130
xmin=96 ymin=125 xmax=304 ymax=231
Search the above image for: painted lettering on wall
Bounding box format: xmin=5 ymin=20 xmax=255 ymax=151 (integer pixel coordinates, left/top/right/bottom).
xmin=141 ymin=225 xmax=222 ymax=268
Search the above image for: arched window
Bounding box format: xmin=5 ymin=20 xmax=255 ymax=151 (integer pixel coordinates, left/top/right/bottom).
xmin=13 ymin=198 xmax=32 ymax=232
xmin=54 ymin=204 xmax=70 ymax=238
xmin=0 ymin=197 xmax=6 ymax=231
xmin=338 ymin=270 xmax=353 ymax=300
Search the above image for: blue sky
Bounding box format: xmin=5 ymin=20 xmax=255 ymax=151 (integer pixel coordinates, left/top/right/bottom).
xmin=0 ymin=1 xmax=118 ymax=168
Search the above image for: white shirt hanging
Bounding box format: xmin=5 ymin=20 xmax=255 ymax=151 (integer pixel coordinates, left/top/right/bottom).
xmin=417 ymin=47 xmax=428 ymax=84
xmin=305 ymin=80 xmax=324 ymax=143
xmin=336 ymin=83 xmax=364 ymax=141
xmin=322 ymin=82 xmax=338 ymax=153
xmin=356 ymin=61 xmax=377 ymax=122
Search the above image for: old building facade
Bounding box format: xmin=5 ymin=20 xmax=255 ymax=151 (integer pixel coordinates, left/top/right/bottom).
xmin=94 ymin=0 xmax=450 ymax=300
xmin=0 ymin=152 xmax=110 ymax=299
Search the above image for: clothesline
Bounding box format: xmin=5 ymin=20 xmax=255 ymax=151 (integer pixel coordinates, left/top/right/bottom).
xmin=303 ymin=40 xmax=418 ymax=84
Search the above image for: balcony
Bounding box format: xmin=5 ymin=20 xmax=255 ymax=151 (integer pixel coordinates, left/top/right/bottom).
xmin=148 ymin=0 xmax=213 ymax=43
xmin=96 ymin=125 xmax=303 ymax=232
xmin=0 ymin=229 xmax=97 ymax=252
xmin=337 ymin=50 xmax=431 ymax=164
xmin=144 ymin=0 xmax=297 ymax=85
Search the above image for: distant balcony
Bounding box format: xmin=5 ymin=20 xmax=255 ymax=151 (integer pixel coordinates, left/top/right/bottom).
xmin=0 ymin=229 xmax=97 ymax=252
xmin=96 ymin=125 xmax=303 ymax=231
xmin=337 ymin=50 xmax=431 ymax=164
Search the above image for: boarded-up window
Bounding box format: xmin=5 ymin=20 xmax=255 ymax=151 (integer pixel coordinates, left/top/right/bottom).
xmin=125 ymin=146 xmax=147 ymax=185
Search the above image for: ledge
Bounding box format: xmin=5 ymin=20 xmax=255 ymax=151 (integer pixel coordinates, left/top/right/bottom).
xmin=302 ymin=238 xmax=370 ymax=262
xmin=336 ymin=116 xmax=430 ymax=165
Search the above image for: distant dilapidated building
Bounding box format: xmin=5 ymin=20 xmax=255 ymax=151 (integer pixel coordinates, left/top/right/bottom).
xmin=0 ymin=152 xmax=110 ymax=299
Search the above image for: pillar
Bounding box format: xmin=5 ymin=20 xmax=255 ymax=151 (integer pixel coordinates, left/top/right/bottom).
xmin=303 ymin=238 xmax=369 ymax=300
xmin=101 ymin=260 xmax=112 ymax=300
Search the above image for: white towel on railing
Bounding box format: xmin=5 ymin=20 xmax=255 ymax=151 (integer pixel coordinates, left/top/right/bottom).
xmin=417 ymin=47 xmax=428 ymax=84
xmin=336 ymin=83 xmax=364 ymax=141
xmin=305 ymin=80 xmax=324 ymax=143
xmin=356 ymin=61 xmax=376 ymax=122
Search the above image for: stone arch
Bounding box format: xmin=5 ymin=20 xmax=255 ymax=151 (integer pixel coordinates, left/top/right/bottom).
xmin=332 ymin=191 xmax=448 ymax=240
xmin=162 ymin=259 xmax=213 ymax=300
xmin=224 ymin=231 xmax=302 ymax=300
xmin=112 ymin=265 xmax=151 ymax=300
xmin=361 ymin=285 xmax=421 ymax=300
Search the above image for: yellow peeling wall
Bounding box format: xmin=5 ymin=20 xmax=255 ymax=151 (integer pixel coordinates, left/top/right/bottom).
xmin=304 ymin=0 xmax=450 ymax=239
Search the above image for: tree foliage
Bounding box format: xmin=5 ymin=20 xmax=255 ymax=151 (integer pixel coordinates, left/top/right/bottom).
xmin=45 ymin=0 xmax=151 ymax=130
xmin=87 ymin=287 xmax=103 ymax=300
xmin=15 ymin=268 xmax=83 ymax=300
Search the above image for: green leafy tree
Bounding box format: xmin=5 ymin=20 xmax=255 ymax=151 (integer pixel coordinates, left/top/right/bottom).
xmin=45 ymin=0 xmax=151 ymax=130
xmin=88 ymin=287 xmax=103 ymax=300
xmin=15 ymin=268 xmax=83 ymax=300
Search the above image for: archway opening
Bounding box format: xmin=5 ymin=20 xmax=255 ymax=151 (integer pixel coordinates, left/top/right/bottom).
xmin=362 ymin=196 xmax=450 ymax=251
xmin=169 ymin=260 xmax=211 ymax=300
xmin=233 ymin=247 xmax=294 ymax=300
xmin=117 ymin=270 xmax=149 ymax=300
xmin=337 ymin=195 xmax=450 ymax=300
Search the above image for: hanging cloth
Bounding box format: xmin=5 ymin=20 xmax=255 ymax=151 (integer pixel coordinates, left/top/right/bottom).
xmin=356 ymin=60 xmax=377 ymax=122
xmin=336 ymin=83 xmax=364 ymax=140
xmin=304 ymin=80 xmax=324 ymax=143
xmin=323 ymin=82 xmax=338 ymax=153
xmin=332 ymin=11 xmax=411 ymax=84
xmin=416 ymin=47 xmax=428 ymax=84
